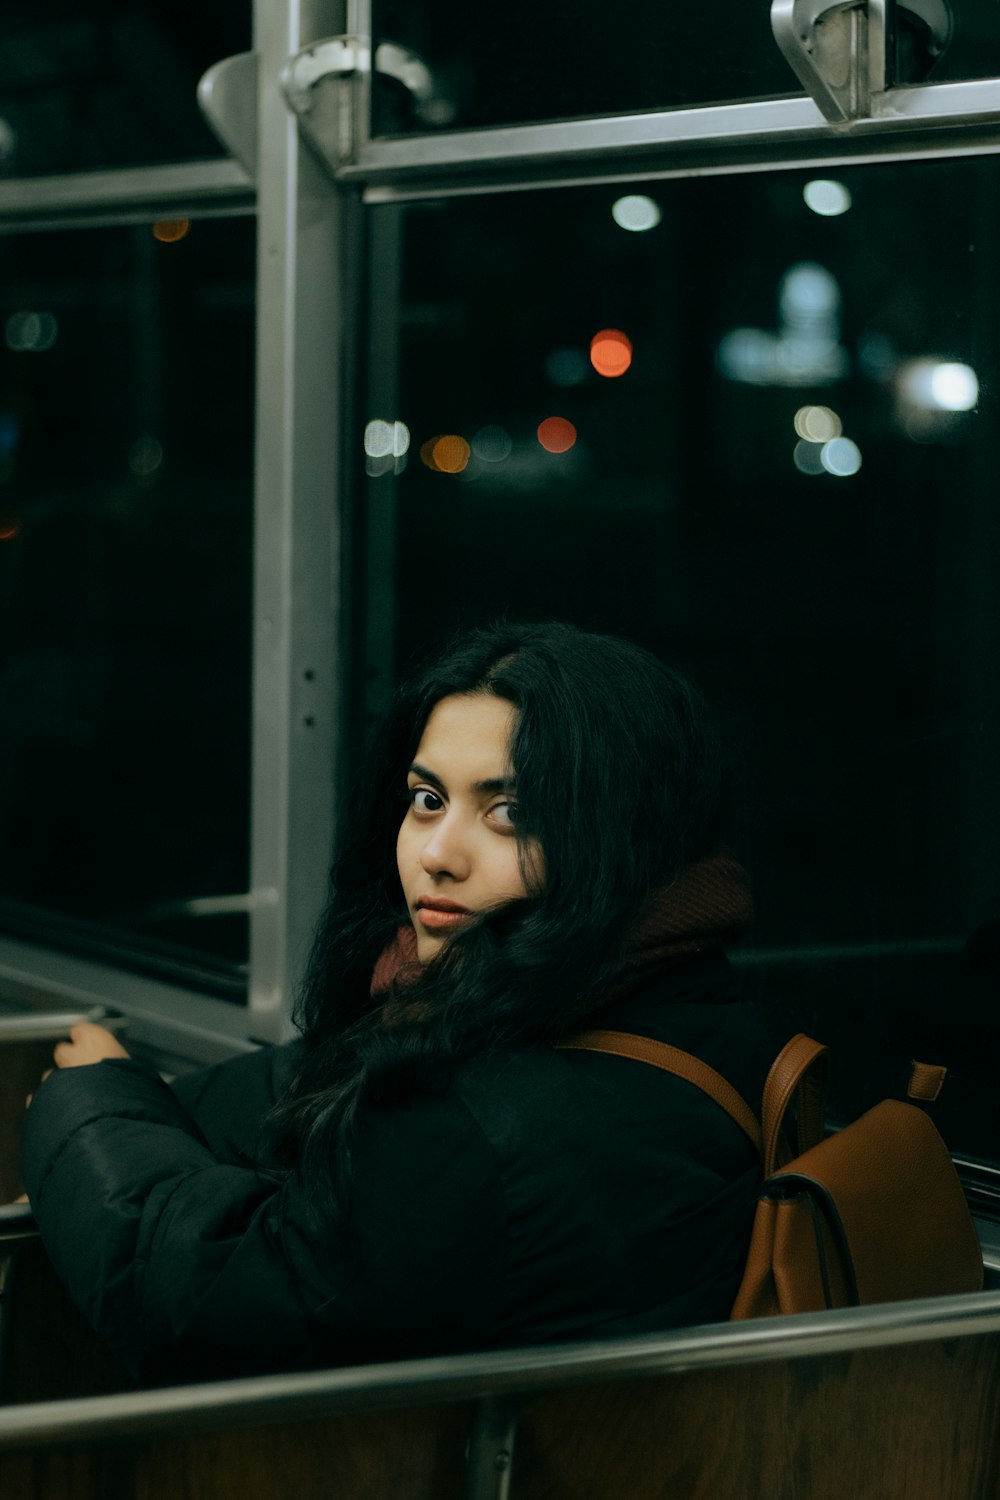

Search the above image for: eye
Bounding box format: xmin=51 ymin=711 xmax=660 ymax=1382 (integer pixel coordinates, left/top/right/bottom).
xmin=410 ymin=787 xmax=444 ymax=814
xmin=489 ymin=800 xmax=518 ymax=828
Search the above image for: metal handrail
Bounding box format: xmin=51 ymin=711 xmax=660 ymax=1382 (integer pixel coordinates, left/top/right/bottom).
xmin=1 ymin=1289 xmax=999 ymax=1451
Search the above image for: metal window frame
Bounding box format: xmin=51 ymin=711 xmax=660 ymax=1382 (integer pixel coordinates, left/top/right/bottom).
xmin=3 ymin=9 xmax=1000 ymax=1057
xmin=347 ymin=78 xmax=1000 ymax=201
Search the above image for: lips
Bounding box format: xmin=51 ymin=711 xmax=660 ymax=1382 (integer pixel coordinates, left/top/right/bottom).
xmin=415 ymin=897 xmax=472 ymax=932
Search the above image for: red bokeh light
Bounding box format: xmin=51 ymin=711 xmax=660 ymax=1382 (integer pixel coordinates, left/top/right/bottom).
xmin=537 ymin=417 xmax=577 ymax=453
xmin=590 ymin=329 xmax=633 ymax=378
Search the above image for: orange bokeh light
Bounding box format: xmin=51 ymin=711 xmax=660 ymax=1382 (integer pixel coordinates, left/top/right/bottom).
xmin=590 ymin=329 xmax=633 ymax=378
xmin=422 ymin=434 xmax=471 ymax=474
xmin=0 ymin=518 xmax=21 ymax=541
xmin=153 ymin=219 xmax=191 ymax=244
xmin=537 ymin=417 xmax=577 ymax=453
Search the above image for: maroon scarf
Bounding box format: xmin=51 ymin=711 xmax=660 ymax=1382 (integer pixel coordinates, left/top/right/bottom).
xmin=371 ymin=854 xmax=753 ymax=997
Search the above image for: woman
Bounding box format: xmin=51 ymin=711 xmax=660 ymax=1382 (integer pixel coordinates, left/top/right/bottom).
xmin=22 ymin=622 xmax=772 ymax=1383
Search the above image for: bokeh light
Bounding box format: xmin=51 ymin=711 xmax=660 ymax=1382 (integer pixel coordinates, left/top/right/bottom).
xmin=545 ymin=348 xmax=589 ymax=387
xmin=537 ymin=417 xmax=577 ymax=453
xmin=0 ymin=516 xmax=21 ymax=540
xmin=820 ymin=437 xmax=862 ymax=476
xmin=611 ymin=195 xmax=662 ymax=232
xmin=5 ymin=310 xmax=58 ymax=352
xmin=472 ymin=425 xmax=512 ymax=462
xmin=421 ymin=435 xmax=471 ymax=473
xmin=793 ymin=440 xmax=826 ymax=475
xmin=803 ymin=180 xmax=852 ymax=217
xmin=153 ymin=219 xmax=191 ymax=243
xmin=364 ymin=419 xmax=410 ymax=458
xmin=590 ymin=329 xmax=633 ymax=378
xmin=128 ymin=436 xmax=164 ymax=477
xmin=929 ymin=362 xmax=978 ymax=411
xmin=794 ymin=405 xmax=842 ymax=442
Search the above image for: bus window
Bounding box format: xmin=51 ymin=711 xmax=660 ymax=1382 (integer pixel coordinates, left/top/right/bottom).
xmin=0 ymin=216 xmax=254 ymax=995
xmin=357 ymin=157 xmax=999 ymax=1160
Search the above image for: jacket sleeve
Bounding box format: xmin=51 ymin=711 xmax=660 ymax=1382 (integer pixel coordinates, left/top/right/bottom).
xmin=21 ymin=1059 xmax=507 ymax=1383
xmin=169 ymin=1042 xmax=304 ymax=1165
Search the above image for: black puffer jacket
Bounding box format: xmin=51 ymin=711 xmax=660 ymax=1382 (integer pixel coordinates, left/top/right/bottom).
xmin=21 ymin=952 xmax=772 ymax=1383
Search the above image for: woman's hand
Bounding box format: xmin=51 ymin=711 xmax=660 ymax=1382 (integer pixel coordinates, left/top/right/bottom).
xmin=53 ymin=1022 xmax=130 ymax=1069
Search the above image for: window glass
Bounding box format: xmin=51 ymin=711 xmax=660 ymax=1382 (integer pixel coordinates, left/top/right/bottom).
xmin=359 ymin=161 xmax=1000 ymax=1166
xmin=0 ymin=216 xmax=253 ymax=993
xmin=372 ymin=0 xmax=1000 ymax=136
xmin=372 ymin=0 xmax=796 ymax=135
xmin=0 ymin=3 xmax=248 ymax=177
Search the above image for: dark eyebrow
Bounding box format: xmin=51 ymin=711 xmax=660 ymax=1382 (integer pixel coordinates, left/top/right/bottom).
xmin=408 ymin=763 xmax=517 ymax=796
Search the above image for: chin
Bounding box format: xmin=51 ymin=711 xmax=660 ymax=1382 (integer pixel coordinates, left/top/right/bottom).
xmin=414 ymin=931 xmax=446 ymax=964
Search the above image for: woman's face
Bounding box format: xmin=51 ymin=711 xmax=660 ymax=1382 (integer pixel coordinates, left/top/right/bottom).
xmin=396 ymin=692 xmax=539 ymax=962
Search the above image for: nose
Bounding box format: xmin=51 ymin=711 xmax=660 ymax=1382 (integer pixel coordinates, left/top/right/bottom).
xmin=418 ymin=813 xmax=472 ymax=882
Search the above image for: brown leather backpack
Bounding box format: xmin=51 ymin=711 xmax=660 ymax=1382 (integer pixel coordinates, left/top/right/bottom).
xmin=560 ymin=1029 xmax=984 ymax=1318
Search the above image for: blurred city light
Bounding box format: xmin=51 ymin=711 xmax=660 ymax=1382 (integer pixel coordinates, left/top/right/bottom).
xmin=422 ymin=435 xmax=471 ymax=473
xmin=820 ymin=437 xmax=862 ymax=475
xmin=0 ymin=516 xmax=20 ymax=540
xmin=718 ymin=262 xmax=847 ymax=387
xmin=590 ymin=329 xmax=633 ymax=378
xmin=153 ymin=219 xmax=191 ymax=243
xmin=0 ymin=413 xmax=19 ymax=452
xmin=545 ymin=348 xmax=590 ymax=387
xmin=803 ymin=180 xmax=852 ymax=216
xmin=794 ymin=405 xmax=842 ymax=442
xmin=898 ymin=359 xmax=979 ymax=412
xmin=780 ymin=263 xmax=839 ymax=321
xmin=5 ymin=310 xmax=58 ymax=352
xmin=537 ymin=417 xmax=577 ymax=453
xmin=611 ymin=195 xmax=662 ymax=232
xmin=472 ymin=425 xmax=512 ymax=462
xmin=129 ymin=436 xmax=164 ymax=477
xmin=364 ymin=419 xmax=410 ymax=458
xmin=793 ymin=440 xmax=826 ymax=475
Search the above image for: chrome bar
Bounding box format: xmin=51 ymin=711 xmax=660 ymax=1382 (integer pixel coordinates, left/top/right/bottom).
xmin=0 ymin=160 xmax=254 ymax=233
xmin=1 ymin=1292 xmax=999 ymax=1450
xmin=339 ymin=79 xmax=1000 ymax=201
xmin=246 ymin=0 xmax=350 ymax=1041
xmin=0 ymin=938 xmax=257 ymax=1063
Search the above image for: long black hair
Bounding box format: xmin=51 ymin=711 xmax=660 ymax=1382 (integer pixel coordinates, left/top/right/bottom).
xmin=272 ymin=621 xmax=728 ymax=1190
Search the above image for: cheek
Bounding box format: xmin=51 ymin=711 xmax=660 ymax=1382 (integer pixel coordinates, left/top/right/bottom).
xmin=487 ymin=840 xmax=532 ymax=900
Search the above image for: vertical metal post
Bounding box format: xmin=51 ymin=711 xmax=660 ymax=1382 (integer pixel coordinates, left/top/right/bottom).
xmin=466 ymin=1396 xmax=521 ymax=1500
xmin=248 ymin=0 xmax=353 ymax=1039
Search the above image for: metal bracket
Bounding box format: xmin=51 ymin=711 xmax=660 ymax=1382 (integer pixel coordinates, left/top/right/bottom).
xmin=198 ymin=50 xmax=258 ymax=178
xmin=771 ymin=0 xmax=952 ymax=123
xmin=198 ymin=38 xmax=452 ymax=179
xmin=282 ymin=37 xmax=452 ymax=174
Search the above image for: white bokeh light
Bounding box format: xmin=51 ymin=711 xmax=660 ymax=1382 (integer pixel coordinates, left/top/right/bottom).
xmin=897 ymin=360 xmax=979 ymax=413
xmin=803 ymin=180 xmax=852 ymax=217
xmin=611 ymin=195 xmax=662 ymax=233
xmin=930 ymin=362 xmax=979 ymax=412
xmin=364 ymin=419 xmax=410 ymax=458
xmin=820 ymin=437 xmax=862 ymax=476
xmin=794 ymin=405 xmax=842 ymax=443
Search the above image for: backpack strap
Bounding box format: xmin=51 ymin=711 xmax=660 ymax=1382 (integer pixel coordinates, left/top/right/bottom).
xmin=558 ymin=1029 xmax=762 ymax=1155
xmin=759 ymin=1033 xmax=828 ymax=1175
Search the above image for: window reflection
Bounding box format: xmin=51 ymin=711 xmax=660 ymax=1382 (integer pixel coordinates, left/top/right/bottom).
xmin=362 ymin=161 xmax=1000 ymax=1157
xmin=0 ymin=4 xmax=248 ymax=177
xmin=0 ymin=218 xmax=254 ymax=989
